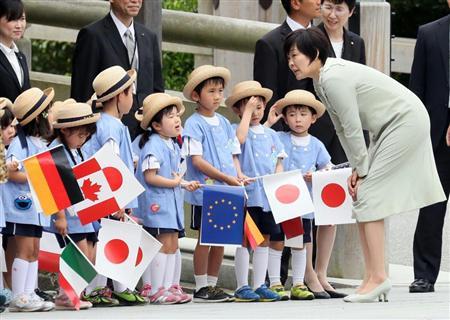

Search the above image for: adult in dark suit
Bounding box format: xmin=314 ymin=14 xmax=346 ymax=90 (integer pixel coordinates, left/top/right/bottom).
xmin=71 ymin=0 xmax=164 ymax=138
xmin=409 ymin=11 xmax=450 ymax=293
xmin=0 ymin=0 xmax=30 ymax=102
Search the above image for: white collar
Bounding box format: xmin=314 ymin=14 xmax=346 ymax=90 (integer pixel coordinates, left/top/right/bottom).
xmin=286 ymin=15 xmax=311 ymax=31
xmin=110 ymin=10 xmax=135 ymax=38
xmin=0 ymin=41 xmax=19 ymax=56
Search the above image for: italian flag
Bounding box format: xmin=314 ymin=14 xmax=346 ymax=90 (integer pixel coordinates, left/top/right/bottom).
xmin=58 ymin=242 xmax=97 ymax=310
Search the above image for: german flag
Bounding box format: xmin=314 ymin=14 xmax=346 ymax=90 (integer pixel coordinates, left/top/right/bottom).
xmin=244 ymin=212 xmax=264 ymax=250
xmin=23 ymin=145 xmax=83 ymax=215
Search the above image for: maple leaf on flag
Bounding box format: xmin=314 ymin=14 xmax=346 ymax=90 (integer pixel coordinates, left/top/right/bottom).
xmin=81 ymin=178 xmax=101 ymax=202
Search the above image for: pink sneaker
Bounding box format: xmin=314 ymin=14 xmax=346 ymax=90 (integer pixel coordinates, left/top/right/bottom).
xmin=140 ymin=284 xmax=152 ymax=298
xmin=169 ymin=284 xmax=192 ymax=303
xmin=150 ymin=287 xmax=181 ymax=305
xmin=55 ymin=293 xmax=92 ymax=310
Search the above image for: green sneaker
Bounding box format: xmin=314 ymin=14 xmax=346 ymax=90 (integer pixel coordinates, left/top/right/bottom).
xmin=112 ymin=289 xmax=147 ymax=306
xmin=82 ymin=287 xmax=120 ymax=307
xmin=290 ymin=285 xmax=315 ymax=300
xmin=269 ymin=285 xmax=289 ymax=301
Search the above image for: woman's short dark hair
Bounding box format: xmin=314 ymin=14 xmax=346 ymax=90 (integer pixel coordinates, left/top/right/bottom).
xmin=321 ymin=0 xmax=356 ymax=11
xmin=0 ymin=0 xmax=24 ymax=21
xmin=284 ymin=27 xmax=330 ymax=65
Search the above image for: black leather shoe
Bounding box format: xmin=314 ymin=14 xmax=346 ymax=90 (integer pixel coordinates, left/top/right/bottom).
xmin=306 ymin=286 xmax=330 ymax=299
xmin=409 ymin=279 xmax=434 ymax=293
xmin=325 ymin=289 xmax=348 ymax=298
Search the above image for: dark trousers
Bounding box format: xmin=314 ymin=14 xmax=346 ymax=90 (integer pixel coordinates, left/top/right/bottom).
xmin=413 ymin=138 xmax=450 ymax=284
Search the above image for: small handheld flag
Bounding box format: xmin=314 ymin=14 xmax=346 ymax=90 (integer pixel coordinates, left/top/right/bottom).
xmin=244 ymin=212 xmax=264 ymax=250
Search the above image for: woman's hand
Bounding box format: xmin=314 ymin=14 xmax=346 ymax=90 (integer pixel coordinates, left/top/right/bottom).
xmin=54 ymin=217 xmax=68 ymax=237
xmin=264 ymin=105 xmax=283 ymax=127
xmin=347 ymin=170 xmax=361 ymax=201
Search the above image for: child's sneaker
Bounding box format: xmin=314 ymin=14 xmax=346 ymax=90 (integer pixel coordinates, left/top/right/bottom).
xmin=112 ymin=289 xmax=147 ymax=306
xmin=269 ymin=284 xmax=290 ymax=301
xmin=214 ymin=287 xmax=235 ymax=302
xmin=82 ymin=287 xmax=120 ymax=307
xmin=168 ymin=284 xmax=192 ymax=303
xmin=193 ymin=286 xmax=229 ymax=303
xmin=55 ymin=293 xmax=93 ymax=310
xmin=150 ymin=287 xmax=181 ymax=305
xmin=234 ymin=285 xmax=260 ymax=302
xmin=0 ymin=288 xmax=12 ymax=305
xmin=255 ymin=284 xmax=280 ymax=302
xmin=0 ymin=294 xmax=6 ymax=313
xmin=35 ymin=288 xmax=55 ymax=302
xmin=9 ymin=293 xmax=46 ymax=312
xmin=290 ymin=284 xmax=315 ymax=300
xmin=140 ymin=284 xmax=152 ymax=298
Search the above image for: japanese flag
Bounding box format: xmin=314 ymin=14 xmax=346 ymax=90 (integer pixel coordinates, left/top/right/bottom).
xmin=263 ymin=170 xmax=314 ymax=223
xmin=128 ymin=228 xmax=162 ymax=289
xmin=73 ymin=144 xmax=145 ymax=225
xmin=312 ymin=168 xmax=355 ymax=225
xmin=95 ymin=218 xmax=142 ymax=288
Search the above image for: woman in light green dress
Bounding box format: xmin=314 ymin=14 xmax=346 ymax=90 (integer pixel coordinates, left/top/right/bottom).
xmin=277 ymin=27 xmax=446 ymax=303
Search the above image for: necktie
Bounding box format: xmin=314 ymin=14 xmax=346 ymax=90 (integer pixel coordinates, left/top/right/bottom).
xmin=124 ymin=29 xmax=137 ymax=70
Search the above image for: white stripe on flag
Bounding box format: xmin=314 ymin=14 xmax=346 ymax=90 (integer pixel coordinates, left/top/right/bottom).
xmin=59 ymin=258 xmax=89 ymax=296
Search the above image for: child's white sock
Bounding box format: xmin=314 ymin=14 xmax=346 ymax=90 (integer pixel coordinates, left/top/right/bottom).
xmin=25 ymin=261 xmax=38 ymax=295
xmin=268 ymin=248 xmax=282 ymax=287
xmin=112 ymin=281 xmax=128 ymax=293
xmin=252 ymin=246 xmax=269 ymax=289
xmin=291 ymin=249 xmax=307 ymax=286
xmin=172 ymin=249 xmax=181 ymax=286
xmin=194 ymin=274 xmax=207 ymax=291
xmin=85 ymin=274 xmax=107 ymax=295
xmin=234 ymin=247 xmax=249 ymax=289
xmin=206 ymin=275 xmax=218 ymax=287
xmin=0 ymin=271 xmax=4 ymax=289
xmin=141 ymin=264 xmax=152 ymax=286
xmin=12 ymin=258 xmax=29 ymax=297
xmin=163 ymin=253 xmax=176 ymax=289
xmin=150 ymin=252 xmax=167 ymax=295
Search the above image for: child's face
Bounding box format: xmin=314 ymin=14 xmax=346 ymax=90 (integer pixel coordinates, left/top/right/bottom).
xmin=118 ymin=86 xmax=134 ymax=115
xmin=234 ymin=97 xmax=266 ymax=126
xmin=283 ymin=105 xmax=317 ymax=136
xmin=61 ymin=128 xmax=91 ymax=149
xmin=192 ymin=82 xmax=224 ymax=114
xmin=152 ymin=107 xmax=182 ymax=138
xmin=1 ymin=123 xmax=16 ymax=146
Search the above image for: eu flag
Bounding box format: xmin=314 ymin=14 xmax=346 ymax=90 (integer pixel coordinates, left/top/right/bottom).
xmin=200 ymin=185 xmax=245 ymax=246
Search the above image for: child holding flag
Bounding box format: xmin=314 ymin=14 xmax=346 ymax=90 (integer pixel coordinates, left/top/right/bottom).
xmin=266 ymin=89 xmax=346 ymax=299
xmin=4 ymin=87 xmax=55 ymax=312
xmin=46 ymin=100 xmax=100 ymax=310
xmin=81 ymin=66 xmax=146 ymax=306
xmin=182 ymin=65 xmax=242 ymax=302
xmin=135 ymin=93 xmax=199 ymax=304
xmin=226 ymin=81 xmax=284 ymax=302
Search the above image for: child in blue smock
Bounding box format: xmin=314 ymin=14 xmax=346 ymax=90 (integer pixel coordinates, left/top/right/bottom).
xmin=81 ymin=66 xmax=146 ymax=306
xmin=4 ymin=87 xmax=55 ymax=312
xmin=135 ymin=93 xmax=199 ymax=304
xmin=267 ymin=89 xmax=346 ymax=299
xmin=47 ymin=100 xmax=100 ymax=310
xmin=182 ymin=65 xmax=243 ymax=302
xmin=226 ymin=80 xmax=284 ymax=302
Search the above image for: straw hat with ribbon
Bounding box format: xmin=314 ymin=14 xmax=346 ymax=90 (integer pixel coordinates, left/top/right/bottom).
xmin=135 ymin=107 xmax=143 ymax=122
xmin=53 ymin=102 xmax=100 ymax=129
xmin=0 ymin=98 xmax=18 ymax=125
xmin=13 ymin=87 xmax=55 ymax=126
xmin=92 ymin=66 xmax=136 ymax=103
xmin=274 ymin=89 xmax=325 ymax=118
xmin=140 ymin=93 xmax=185 ymax=130
xmin=183 ymin=65 xmax=230 ymax=101
xmin=225 ymin=80 xmax=273 ymax=109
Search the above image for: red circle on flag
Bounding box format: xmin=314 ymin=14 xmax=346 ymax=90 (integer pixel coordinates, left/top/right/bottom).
xmin=135 ymin=247 xmax=143 ymax=266
xmin=103 ymin=167 xmax=123 ymax=192
xmin=321 ymin=183 xmax=346 ymax=208
xmin=104 ymin=239 xmax=129 ymax=264
xmin=275 ymin=184 xmax=300 ymax=204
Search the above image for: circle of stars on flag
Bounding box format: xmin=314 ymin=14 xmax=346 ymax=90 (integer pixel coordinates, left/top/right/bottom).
xmin=207 ymin=199 xmax=239 ymax=231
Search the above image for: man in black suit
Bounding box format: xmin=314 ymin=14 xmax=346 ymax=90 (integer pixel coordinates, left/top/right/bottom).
xmin=71 ymin=0 xmax=164 ymax=138
xmin=409 ymin=10 xmax=450 ymax=293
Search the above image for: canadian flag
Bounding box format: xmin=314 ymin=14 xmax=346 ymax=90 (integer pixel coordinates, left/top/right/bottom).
xmin=38 ymin=231 xmax=62 ymax=273
xmin=73 ymin=144 xmax=145 ymax=225
xmin=128 ymin=228 xmax=162 ymax=289
xmin=95 ymin=218 xmax=143 ymax=288
xmin=263 ymin=170 xmax=314 ymax=223
xmin=312 ymin=168 xmax=355 ymax=225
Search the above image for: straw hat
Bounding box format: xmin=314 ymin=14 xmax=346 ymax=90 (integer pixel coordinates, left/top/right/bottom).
xmin=53 ymin=102 xmax=100 ymax=129
xmin=225 ymin=81 xmax=273 ymax=109
xmin=93 ymin=66 xmax=136 ymax=103
xmin=183 ymin=65 xmax=230 ymax=101
xmin=52 ymin=98 xmax=76 ymax=115
xmin=86 ymin=93 xmax=103 ymax=109
xmin=13 ymin=87 xmax=55 ymax=126
xmin=135 ymin=107 xmax=143 ymax=122
xmin=0 ymin=98 xmax=14 ymax=121
xmin=141 ymin=93 xmax=185 ymax=130
xmin=274 ymin=90 xmax=325 ymax=118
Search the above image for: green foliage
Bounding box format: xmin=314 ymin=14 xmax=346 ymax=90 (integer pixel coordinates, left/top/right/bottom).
xmin=163 ymin=0 xmax=197 ymax=12
xmin=31 ymin=40 xmax=74 ymax=76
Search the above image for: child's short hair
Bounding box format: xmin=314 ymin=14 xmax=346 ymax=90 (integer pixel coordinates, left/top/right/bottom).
xmin=282 ymin=104 xmax=317 ymax=117
xmin=139 ymin=105 xmax=177 ymax=149
xmin=51 ymin=123 xmax=97 ymax=147
xmin=21 ymin=106 xmax=52 ymax=140
xmin=193 ymin=77 xmax=225 ymax=96
xmin=1 ymin=107 xmax=15 ymax=129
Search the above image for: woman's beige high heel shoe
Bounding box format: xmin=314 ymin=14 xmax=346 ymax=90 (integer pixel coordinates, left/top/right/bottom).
xmin=343 ymin=279 xmax=391 ymax=303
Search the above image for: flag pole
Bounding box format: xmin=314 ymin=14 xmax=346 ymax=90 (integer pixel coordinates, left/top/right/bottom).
xmin=65 ymin=235 xmax=98 ymax=271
